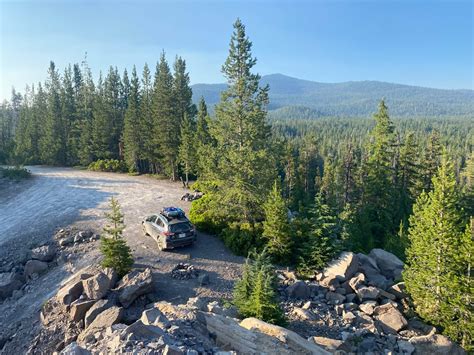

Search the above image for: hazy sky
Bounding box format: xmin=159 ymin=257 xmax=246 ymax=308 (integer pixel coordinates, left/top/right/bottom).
xmin=0 ymin=0 xmax=472 ymax=100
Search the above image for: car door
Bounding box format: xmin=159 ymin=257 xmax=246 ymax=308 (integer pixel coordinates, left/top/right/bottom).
xmin=155 ymin=217 xmax=166 ymax=240
xmin=144 ymin=215 xmax=157 ymax=236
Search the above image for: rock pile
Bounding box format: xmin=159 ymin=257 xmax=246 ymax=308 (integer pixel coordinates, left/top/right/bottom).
xmin=180 ymin=191 xmax=203 ymax=202
xmin=279 ymin=249 xmax=466 ymax=354
xmin=32 ymin=267 xmax=332 ymax=355
xmin=171 ymin=263 xmax=199 ymax=280
xmin=54 ymin=229 xmax=99 ymax=247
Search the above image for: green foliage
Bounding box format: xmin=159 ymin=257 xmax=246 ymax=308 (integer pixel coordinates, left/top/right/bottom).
xmin=88 ymin=159 xmax=127 ymax=172
xmin=188 ymin=193 xmax=225 ymax=234
xmin=100 ymin=197 xmax=134 ymax=278
xmin=0 ymin=166 xmax=31 ymax=180
xmin=233 ymin=249 xmax=285 ymax=325
xmin=222 ymin=222 xmax=264 ymax=256
xmin=404 ymin=156 xmax=472 ymax=350
xmin=262 ymin=181 xmax=293 ymax=264
xmin=296 ymin=194 xmax=340 ymax=277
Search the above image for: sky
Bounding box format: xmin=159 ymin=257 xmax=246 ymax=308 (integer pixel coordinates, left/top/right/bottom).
xmin=0 ymin=0 xmax=473 ymax=101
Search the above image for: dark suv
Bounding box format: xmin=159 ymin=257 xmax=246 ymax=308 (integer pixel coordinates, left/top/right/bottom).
xmin=142 ymin=211 xmax=196 ymax=251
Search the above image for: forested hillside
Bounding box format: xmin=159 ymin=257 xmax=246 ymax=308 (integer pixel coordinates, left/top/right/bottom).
xmin=0 ymin=18 xmax=472 ymax=350
xmin=192 ymin=73 xmax=474 ymax=118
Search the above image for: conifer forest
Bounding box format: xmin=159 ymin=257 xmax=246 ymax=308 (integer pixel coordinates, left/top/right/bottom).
xmin=0 ymin=18 xmax=473 ymax=351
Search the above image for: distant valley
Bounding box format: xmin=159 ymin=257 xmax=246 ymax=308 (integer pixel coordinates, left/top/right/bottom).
xmin=192 ymin=73 xmax=474 ymax=118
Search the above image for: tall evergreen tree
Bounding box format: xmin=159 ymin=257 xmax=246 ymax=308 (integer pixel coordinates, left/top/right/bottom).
xmin=422 ymin=130 xmax=442 ymax=192
xmin=262 ymin=181 xmax=293 ymax=264
xmin=152 ymin=53 xmax=178 ymax=178
xmin=197 ymin=18 xmax=276 ymax=223
xmin=140 ymin=63 xmax=154 ymax=172
xmin=358 ymin=100 xmax=398 ymax=250
xmin=404 ymin=155 xmax=469 ymax=346
xmin=123 ymin=66 xmax=142 ymax=172
xmin=178 ymin=113 xmax=196 ymax=186
xmin=41 ymin=61 xmax=66 ymax=165
xmin=195 ymin=97 xmax=214 ymax=176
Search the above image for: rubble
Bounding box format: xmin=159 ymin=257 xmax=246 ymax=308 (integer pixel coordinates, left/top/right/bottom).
xmin=171 ymin=263 xmax=199 ymax=280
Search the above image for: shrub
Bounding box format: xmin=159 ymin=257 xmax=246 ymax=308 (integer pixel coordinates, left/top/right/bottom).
xmin=233 ymin=249 xmax=285 ymax=325
xmin=189 ymin=194 xmax=225 ymax=234
xmin=0 ymin=166 xmax=31 ymax=180
xmin=88 ymin=159 xmax=127 ymax=173
xmin=221 ymin=222 xmax=264 ymax=256
xmin=100 ymin=197 xmax=134 ymax=277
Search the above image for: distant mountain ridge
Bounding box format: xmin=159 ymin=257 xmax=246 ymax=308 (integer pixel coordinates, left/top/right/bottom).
xmin=191 ymin=74 xmax=474 ymax=118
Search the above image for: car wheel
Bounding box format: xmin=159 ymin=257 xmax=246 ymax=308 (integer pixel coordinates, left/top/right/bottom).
xmin=142 ymin=223 xmax=148 ymax=236
xmin=157 ymin=239 xmax=166 ymax=251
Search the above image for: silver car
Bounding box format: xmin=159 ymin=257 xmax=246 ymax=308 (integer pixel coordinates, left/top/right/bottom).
xmin=141 ymin=213 xmax=196 ymax=251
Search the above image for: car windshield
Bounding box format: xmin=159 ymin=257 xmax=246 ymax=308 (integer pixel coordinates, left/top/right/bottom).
xmin=169 ymin=222 xmax=192 ymax=233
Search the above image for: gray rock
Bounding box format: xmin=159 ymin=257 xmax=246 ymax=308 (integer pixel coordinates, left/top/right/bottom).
xmin=60 ymin=341 xmax=91 ymax=354
xmin=325 ymin=291 xmax=346 ymax=304
xmin=323 ymin=252 xmax=359 ymax=281
xmin=310 ymin=336 xmax=343 ymax=351
xmin=0 ymin=271 xmax=24 ymax=300
xmin=342 ymin=311 xmax=356 ymax=323
xmin=186 ymin=297 xmax=208 ymax=311
xmin=374 ymin=303 xmax=407 ymax=334
xmin=141 ymin=308 xmax=170 ymax=328
xmin=397 ymin=340 xmax=415 ymax=354
xmin=31 ymin=245 xmax=57 ymax=262
xmin=359 ymin=300 xmax=378 ymax=315
xmin=122 ymin=320 xmax=165 ymax=341
xmin=286 ymin=280 xmax=311 ymax=299
xmin=369 ymin=249 xmax=404 ymax=280
xmin=78 ymin=306 xmax=123 ymax=343
xmin=319 ymin=275 xmax=340 ymax=288
xmin=378 ymin=288 xmax=397 ymax=301
xmin=84 ymin=299 xmax=114 ymax=328
xmin=70 ymin=299 xmax=96 ymax=322
xmin=348 ymin=273 xmax=366 ymax=291
xmin=103 ymin=267 xmax=118 ymax=289
xmin=57 ymin=271 xmax=94 ymax=306
xmin=345 ymin=293 xmax=357 ymax=303
xmin=291 ymin=307 xmax=316 ymax=320
xmin=163 ymin=344 xmax=184 ymax=355
xmin=356 ymin=286 xmax=380 ymax=301
xmin=82 ymin=272 xmax=110 ymax=300
xmin=409 ymin=333 xmax=465 ymax=355
xmin=24 ymin=260 xmax=48 ymax=280
xmin=117 ymin=268 xmax=153 ymax=308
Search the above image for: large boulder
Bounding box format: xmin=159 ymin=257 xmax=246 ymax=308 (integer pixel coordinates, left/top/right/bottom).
xmin=57 ymin=269 xmax=95 ymax=306
xmin=310 ymin=336 xmax=343 ymax=352
xmin=239 ymin=317 xmax=331 ymax=354
xmin=0 ymin=271 xmax=24 ymax=300
xmin=84 ymin=299 xmax=115 ymax=328
xmin=408 ymin=333 xmax=465 ymax=355
xmin=286 ymin=280 xmax=311 ymax=299
xmin=323 ymin=252 xmax=359 ymax=281
xmin=373 ymin=303 xmax=407 ymax=334
xmin=117 ymin=268 xmax=153 ymax=308
xmin=141 ymin=308 xmax=171 ymax=329
xmin=356 ymin=286 xmax=380 ymax=301
xmin=70 ymin=299 xmax=96 ymax=322
xmin=24 ymin=260 xmax=48 ymax=280
xmin=31 ymin=245 xmax=57 ymax=262
xmin=78 ymin=306 xmax=123 ymax=344
xmin=369 ymin=249 xmax=404 ymax=280
xmin=121 ymin=320 xmax=166 ymax=341
xmin=82 ymin=272 xmax=111 ymax=300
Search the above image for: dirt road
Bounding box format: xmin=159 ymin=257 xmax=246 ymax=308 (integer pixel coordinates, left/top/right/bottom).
xmin=0 ymin=166 xmax=244 ymax=353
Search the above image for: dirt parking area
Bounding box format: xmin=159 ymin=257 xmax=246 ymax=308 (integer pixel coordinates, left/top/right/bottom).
xmin=0 ymin=166 xmax=244 ymax=353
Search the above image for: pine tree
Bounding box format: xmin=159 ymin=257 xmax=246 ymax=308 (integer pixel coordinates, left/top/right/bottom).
xmin=233 ymin=250 xmax=285 ymax=325
xmin=41 ymin=61 xmax=66 ymax=165
xmin=297 ymin=193 xmax=339 ymax=276
xmin=178 ymin=113 xmax=196 ymax=186
xmin=140 ymin=63 xmax=154 ymax=172
xmin=123 ymin=66 xmax=141 ymax=172
xmin=262 ymin=181 xmax=293 ymax=264
xmin=195 ymin=97 xmax=214 ymax=176
xmin=359 ymin=100 xmax=398 ymax=250
xmin=62 ymin=65 xmax=79 ymax=165
xmin=404 ymin=155 xmax=468 ymax=342
xmin=100 ymin=197 xmax=134 ymax=277
xmin=152 ymin=53 xmax=178 ymax=178
xmin=422 ymin=130 xmax=442 ymax=192
xmin=197 ymin=19 xmax=276 ymax=224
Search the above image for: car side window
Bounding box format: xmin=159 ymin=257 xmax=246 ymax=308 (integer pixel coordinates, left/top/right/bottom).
xmin=156 ymin=218 xmax=164 ymax=228
xmin=147 ymin=215 xmax=157 ymax=222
